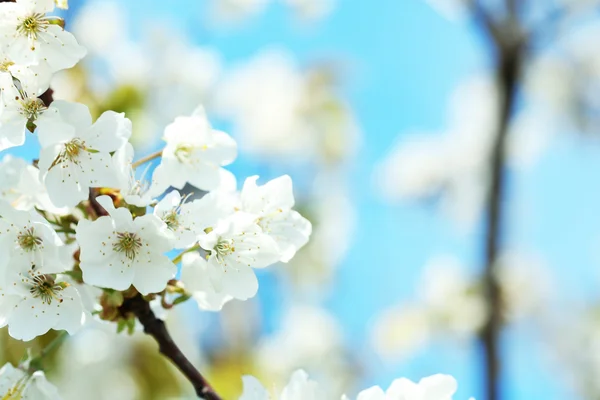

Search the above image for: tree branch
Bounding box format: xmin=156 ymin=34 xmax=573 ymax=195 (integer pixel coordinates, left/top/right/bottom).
xmin=471 ymin=2 xmax=524 ymax=400
xmin=119 ymin=294 xmax=222 ymax=400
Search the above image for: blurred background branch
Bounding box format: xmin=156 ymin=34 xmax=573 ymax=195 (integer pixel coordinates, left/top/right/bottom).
xmin=472 ymin=1 xmax=525 ymax=400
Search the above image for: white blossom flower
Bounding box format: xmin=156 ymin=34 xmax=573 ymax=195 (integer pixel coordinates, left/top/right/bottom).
xmin=36 ymin=101 xmax=132 ymax=208
xmin=75 ymin=195 xmax=176 ymax=295
xmin=151 ymin=106 xmax=237 ymax=194
xmin=240 ymin=175 xmax=311 ymax=262
xmin=283 ymin=0 xmax=335 ymax=21
xmin=0 ymin=256 xmax=86 ymax=341
xmin=154 ymin=190 xmax=236 ymax=249
xmin=215 ymin=51 xmax=311 ymax=159
xmin=0 ymin=0 xmax=86 ymax=72
xmin=255 ymin=305 xmax=349 ymax=396
xmin=240 ymin=369 xmax=324 ymax=400
xmin=180 ymin=252 xmax=232 ymax=311
xmin=210 ymin=0 xmax=269 ymax=22
xmin=0 ymin=62 xmax=48 ymax=152
xmin=0 ymin=362 xmax=62 ymax=399
xmin=0 ymin=202 xmax=66 ymax=271
xmin=352 ymin=374 xmax=460 ymax=400
xmin=0 ymin=155 xmax=66 ymax=214
xmin=197 ymin=212 xmax=280 ymax=301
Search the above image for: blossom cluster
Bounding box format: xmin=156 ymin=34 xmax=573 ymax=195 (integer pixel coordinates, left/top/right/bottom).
xmin=0 ymin=0 xmax=313 ymax=395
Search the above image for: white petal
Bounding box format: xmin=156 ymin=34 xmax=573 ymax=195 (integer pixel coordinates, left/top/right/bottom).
xmin=43 ymin=161 xmax=87 ymax=208
xmin=207 ymin=259 xmax=258 ymax=301
xmin=80 ymin=252 xmax=135 ymax=291
xmin=82 ymin=110 xmax=131 ymax=152
xmin=131 ymin=253 xmax=175 ymax=295
xmin=35 ymin=25 xmax=86 ymax=72
xmin=356 ymin=387 xmax=385 ymax=400
xmin=239 ymin=376 xmax=269 ymax=400
xmin=0 ymin=107 xmax=26 ymax=151
xmin=44 ymin=100 xmax=91 ymax=132
xmin=263 ymin=210 xmax=311 ymax=262
xmin=419 ymin=374 xmax=458 ymax=400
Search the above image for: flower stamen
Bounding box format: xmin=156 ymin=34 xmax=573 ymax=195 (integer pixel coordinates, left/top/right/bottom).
xmin=29 ymin=274 xmax=64 ymax=305
xmin=113 ymin=232 xmax=142 ymax=260
xmin=17 ymin=227 xmax=42 ymax=252
xmin=18 ymin=98 xmax=46 ymax=121
xmin=214 ymin=237 xmax=234 ymax=264
xmin=16 ymin=13 xmax=48 ymax=42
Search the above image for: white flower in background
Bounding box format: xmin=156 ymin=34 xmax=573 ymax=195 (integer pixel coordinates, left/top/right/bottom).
xmin=256 ymin=305 xmax=349 ymax=396
xmin=210 ymin=0 xmax=269 ymax=22
xmin=424 ymin=0 xmax=467 ymax=20
xmin=495 ymin=252 xmax=553 ymax=321
xmin=0 ymin=202 xmax=66 ymax=270
xmin=36 ymin=101 xmax=132 ymax=208
xmin=419 ymin=256 xmax=486 ymax=337
xmin=370 ymin=305 xmax=432 ymax=361
xmin=151 ymin=106 xmax=237 ymax=194
xmin=240 ymin=369 xmax=324 ymax=400
xmin=283 ymin=0 xmax=335 ymax=21
xmin=0 ymin=362 xmax=62 ymax=399
xmin=198 ymin=212 xmax=280 ymax=301
xmin=76 ymin=196 xmax=175 ymax=295
xmin=54 ymin=321 xmax=141 ymax=400
xmin=0 ymin=256 xmax=86 ymax=341
xmin=0 ymin=155 xmax=66 ymax=214
xmin=352 ymin=374 xmax=460 ymax=400
xmin=240 ymin=175 xmax=311 ymax=262
xmin=0 ymin=0 xmax=86 ymax=72
xmin=144 ymin=30 xmax=221 ymax=129
xmin=215 ymin=50 xmax=312 ymax=159
xmin=180 ymin=252 xmax=232 ymax=311
xmin=374 ymin=77 xmax=498 ymax=228
xmin=72 ymin=0 xmax=126 ymax=56
xmin=216 ymin=49 xmax=358 ymax=162
xmin=370 ymin=255 xmax=485 ymax=361
xmin=154 ymin=190 xmax=235 ymax=249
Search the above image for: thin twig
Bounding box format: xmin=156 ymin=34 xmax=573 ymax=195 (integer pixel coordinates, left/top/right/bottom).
xmin=28 ymin=331 xmax=69 ymax=373
xmin=172 ymin=244 xmax=201 ymax=265
xmin=119 ymin=294 xmax=222 ymax=400
xmin=132 ymin=149 xmax=163 ymax=169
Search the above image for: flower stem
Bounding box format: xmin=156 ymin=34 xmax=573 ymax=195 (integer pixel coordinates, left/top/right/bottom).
xmin=172 ymin=244 xmax=201 ymax=265
xmin=132 ymin=149 xmax=163 ymax=169
xmin=28 ymin=331 xmax=69 ymax=372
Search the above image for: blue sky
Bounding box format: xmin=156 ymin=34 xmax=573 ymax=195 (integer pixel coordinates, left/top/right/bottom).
xmin=46 ymin=0 xmax=600 ymax=398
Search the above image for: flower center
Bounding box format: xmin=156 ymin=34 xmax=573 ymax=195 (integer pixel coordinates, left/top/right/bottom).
xmin=113 ymin=232 xmax=142 ymax=260
xmin=65 ymin=138 xmax=86 ymax=160
xmin=16 ymin=13 xmax=48 ymax=41
xmin=17 ymin=227 xmax=42 ymax=252
xmin=174 ymin=144 xmax=194 ymax=163
xmin=29 ymin=274 xmax=64 ymax=305
xmin=163 ymin=211 xmax=179 ymax=230
xmin=18 ymin=98 xmax=46 ymax=121
xmin=214 ymin=237 xmax=234 ymax=264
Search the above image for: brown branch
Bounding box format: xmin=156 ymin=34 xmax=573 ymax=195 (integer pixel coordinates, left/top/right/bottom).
xmin=472 ymin=2 xmax=524 ymax=400
xmin=119 ymin=294 xmax=222 ymax=400
xmin=39 ymin=88 xmax=54 ymax=107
